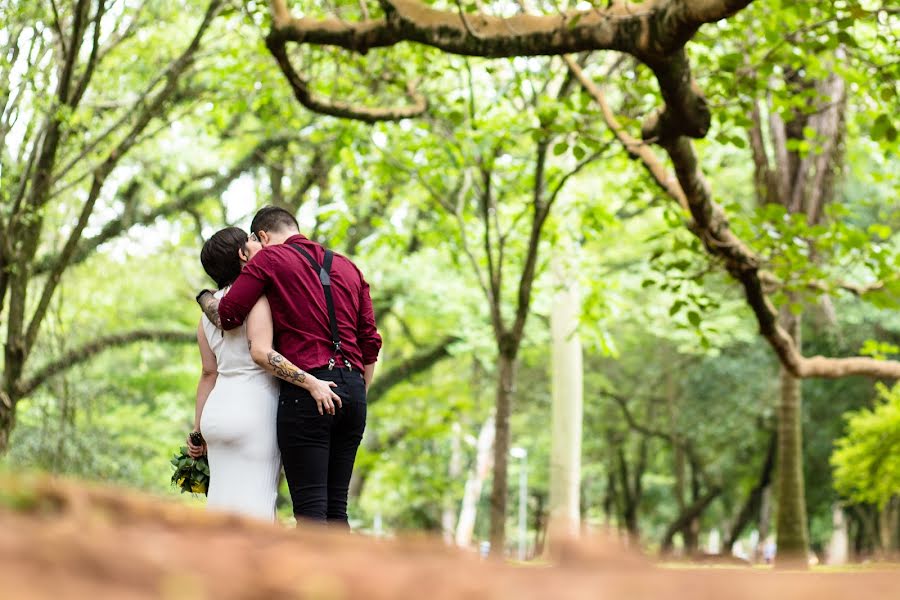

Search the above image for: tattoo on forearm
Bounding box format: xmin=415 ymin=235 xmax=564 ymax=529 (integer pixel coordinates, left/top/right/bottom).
xmin=200 ymin=295 xmax=222 ymax=329
xmin=267 ymin=351 xmax=307 ymax=386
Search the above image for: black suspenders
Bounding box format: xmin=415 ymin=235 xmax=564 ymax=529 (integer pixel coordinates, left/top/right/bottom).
xmin=289 ymin=244 xmax=351 ymax=370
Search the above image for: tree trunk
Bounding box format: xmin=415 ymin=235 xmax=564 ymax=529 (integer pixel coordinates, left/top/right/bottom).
xmin=0 ymin=392 xmax=14 ymax=454
xmin=548 ymin=271 xmax=583 ymax=541
xmin=660 ymin=486 xmax=723 ymax=555
xmin=775 ymin=308 xmax=810 ymax=568
xmin=442 ymin=422 xmax=463 ymax=545
xmin=879 ymin=496 xmax=900 ymax=555
xmin=616 ymin=441 xmax=644 ymax=540
xmin=757 ymin=484 xmax=773 ymax=561
xmin=455 ymin=416 xmax=495 ymax=548
xmin=489 ymin=352 xmax=516 ymax=555
xmin=826 ymin=504 xmax=849 ymax=565
xmin=726 ymin=431 xmax=777 ymax=551
xmin=849 ymin=504 xmax=879 ymax=559
xmin=679 ymin=452 xmax=705 ymax=554
xmin=2 ymin=336 xmax=26 ymax=454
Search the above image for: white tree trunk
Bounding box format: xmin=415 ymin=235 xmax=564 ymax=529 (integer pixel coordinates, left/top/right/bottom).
xmin=548 ymin=262 xmax=583 ymax=540
xmin=455 ymin=417 xmax=495 ymax=548
xmin=826 ymin=504 xmax=848 ymax=565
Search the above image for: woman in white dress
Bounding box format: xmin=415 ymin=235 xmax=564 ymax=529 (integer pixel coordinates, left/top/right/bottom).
xmin=186 ymin=227 xmax=336 ymax=521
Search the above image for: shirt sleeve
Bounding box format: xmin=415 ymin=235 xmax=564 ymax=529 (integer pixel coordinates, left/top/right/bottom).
xmin=356 ymin=269 xmax=382 ymax=365
xmin=219 ymin=253 xmax=270 ymax=330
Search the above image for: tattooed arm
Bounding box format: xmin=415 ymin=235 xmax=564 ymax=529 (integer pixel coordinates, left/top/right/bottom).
xmin=197 ymin=291 xmax=221 ymax=329
xmin=265 ymin=350 xmax=307 ymax=386
xmin=246 ymin=296 xmax=342 ymax=416
xmin=196 ymin=252 xmax=270 ymax=331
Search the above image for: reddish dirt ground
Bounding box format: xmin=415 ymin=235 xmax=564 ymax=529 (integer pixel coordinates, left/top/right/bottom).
xmin=1 ymin=474 xmax=898 ymax=599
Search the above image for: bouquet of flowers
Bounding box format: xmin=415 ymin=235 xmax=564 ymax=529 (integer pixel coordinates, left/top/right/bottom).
xmin=170 ymin=446 xmax=210 ymax=495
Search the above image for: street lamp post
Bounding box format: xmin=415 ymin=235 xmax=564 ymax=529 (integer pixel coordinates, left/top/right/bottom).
xmin=510 ymin=446 xmax=528 ymax=561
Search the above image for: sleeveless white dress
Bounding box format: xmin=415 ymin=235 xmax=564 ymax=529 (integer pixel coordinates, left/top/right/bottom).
xmin=199 ymin=291 xmax=280 ymax=522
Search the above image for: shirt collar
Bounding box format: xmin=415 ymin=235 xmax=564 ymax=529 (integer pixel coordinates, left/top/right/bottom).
xmin=285 ymin=233 xmax=310 ymax=244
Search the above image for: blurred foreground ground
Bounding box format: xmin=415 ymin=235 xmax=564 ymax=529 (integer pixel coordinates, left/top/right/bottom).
xmin=1 ymin=474 xmax=898 ymax=599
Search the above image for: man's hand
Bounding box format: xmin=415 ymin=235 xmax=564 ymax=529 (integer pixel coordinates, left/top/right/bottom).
xmin=306 ymin=375 xmax=342 ymax=416
xmin=186 ymin=430 xmax=207 ymax=458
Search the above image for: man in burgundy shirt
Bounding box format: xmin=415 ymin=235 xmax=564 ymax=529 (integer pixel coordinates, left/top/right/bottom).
xmin=196 ymin=206 xmax=382 ymax=526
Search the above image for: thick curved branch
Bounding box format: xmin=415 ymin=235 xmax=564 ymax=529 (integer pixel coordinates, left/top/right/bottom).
xmin=269 ymin=0 xmax=754 ymax=128
xmin=662 ymin=136 xmax=900 ymax=379
xmin=565 ymin=56 xmax=689 ymax=212
xmin=660 ymin=485 xmax=723 ymax=553
xmin=572 ymin=60 xmax=900 ymax=381
xmin=265 ymin=35 xmax=426 ymax=122
xmin=604 ymin=391 xmax=675 ymax=444
xmin=641 ymin=49 xmax=711 ymax=139
xmin=17 ymin=330 xmax=195 ymax=398
xmin=270 ymin=0 xmax=753 ymax=59
xmin=367 ymin=335 xmax=459 ymax=403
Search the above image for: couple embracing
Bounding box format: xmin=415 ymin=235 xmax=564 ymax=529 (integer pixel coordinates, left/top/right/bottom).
xmin=188 ymin=206 xmax=381 ymax=527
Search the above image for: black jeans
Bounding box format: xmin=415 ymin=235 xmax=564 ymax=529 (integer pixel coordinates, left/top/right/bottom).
xmin=277 ymin=367 xmax=367 ymax=526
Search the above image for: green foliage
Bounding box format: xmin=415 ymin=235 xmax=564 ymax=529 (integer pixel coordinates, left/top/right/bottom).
xmin=831 ymin=384 xmax=900 ymax=508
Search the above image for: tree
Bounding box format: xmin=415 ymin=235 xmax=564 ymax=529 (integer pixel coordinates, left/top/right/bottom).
xmin=832 ymin=383 xmax=900 ymax=514
xmin=393 ymin=76 xmax=606 ymax=551
xmin=548 ymin=249 xmax=583 ymax=540
xmin=745 ymin=68 xmax=847 ymax=565
xmin=0 ymin=0 xmax=239 ymax=451
xmin=261 ymin=0 xmax=900 ymax=372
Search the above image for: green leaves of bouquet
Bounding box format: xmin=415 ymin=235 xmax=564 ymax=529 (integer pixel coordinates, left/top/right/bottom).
xmin=170 ymin=446 xmax=210 ymax=495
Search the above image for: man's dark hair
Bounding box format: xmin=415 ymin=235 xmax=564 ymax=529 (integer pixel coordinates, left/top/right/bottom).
xmin=200 ymin=227 xmax=248 ymax=289
xmin=250 ymin=206 xmax=299 ymax=236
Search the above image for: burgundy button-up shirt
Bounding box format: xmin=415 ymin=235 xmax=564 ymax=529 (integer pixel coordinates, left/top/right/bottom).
xmin=218 ymin=234 xmax=382 ymax=372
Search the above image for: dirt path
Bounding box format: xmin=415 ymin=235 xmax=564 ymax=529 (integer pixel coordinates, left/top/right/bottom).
xmin=1 ymin=474 xmax=897 ymax=599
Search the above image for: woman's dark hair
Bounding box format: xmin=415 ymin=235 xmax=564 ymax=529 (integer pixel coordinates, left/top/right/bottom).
xmin=200 ymin=227 xmax=248 ymax=289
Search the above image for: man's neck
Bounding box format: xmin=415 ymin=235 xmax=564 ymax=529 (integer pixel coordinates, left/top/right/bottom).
xmin=267 ymin=230 xmax=301 ymax=245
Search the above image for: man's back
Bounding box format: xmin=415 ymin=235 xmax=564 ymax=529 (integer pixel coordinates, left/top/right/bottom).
xmin=218 ymin=234 xmax=381 ymax=372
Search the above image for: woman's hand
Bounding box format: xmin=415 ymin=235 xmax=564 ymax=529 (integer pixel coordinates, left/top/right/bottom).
xmin=305 ymin=375 xmax=342 ymax=416
xmin=187 ymin=430 xmax=207 ymax=458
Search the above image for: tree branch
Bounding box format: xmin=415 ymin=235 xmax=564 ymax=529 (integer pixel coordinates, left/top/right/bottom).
xmin=571 ymin=52 xmax=900 ymax=380
xmin=748 ymin=98 xmax=775 ymax=205
xmin=758 ymin=271 xmax=887 ymax=298
xmin=660 ymin=135 xmax=900 ymax=379
xmin=268 ymin=0 xmax=754 ymax=59
xmin=660 ymin=484 xmax=723 ymax=553
xmin=725 ymin=431 xmax=776 ymax=550
xmin=33 ymin=132 xmax=296 ymax=276
xmin=604 ymin=391 xmax=675 ymax=444
xmin=69 ymin=0 xmax=107 ymax=108
xmin=16 ymin=329 xmax=196 ymax=398
xmin=565 ymin=56 xmax=690 ymax=213
xmin=366 ymin=335 xmax=459 ymax=403
xmin=265 ymin=35 xmax=427 ymax=122
xmin=267 ymin=0 xmax=755 ymax=128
